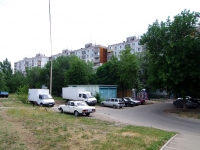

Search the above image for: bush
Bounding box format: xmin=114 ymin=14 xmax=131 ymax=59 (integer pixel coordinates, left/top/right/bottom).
xmin=94 ymin=92 xmax=104 ymax=103
xmin=16 ymin=85 xmax=29 ymax=104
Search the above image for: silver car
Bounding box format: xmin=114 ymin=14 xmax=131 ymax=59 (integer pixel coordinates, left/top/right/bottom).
xmin=101 ymin=98 xmax=125 ymax=108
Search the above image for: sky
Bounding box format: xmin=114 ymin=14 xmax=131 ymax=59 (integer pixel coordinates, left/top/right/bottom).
xmin=0 ymin=0 xmax=200 ymax=69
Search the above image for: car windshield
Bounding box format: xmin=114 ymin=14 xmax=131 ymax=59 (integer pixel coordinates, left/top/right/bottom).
xmin=124 ymin=97 xmax=131 ymax=101
xmin=86 ymin=93 xmax=94 ymax=98
xmin=42 ymin=94 xmax=53 ymax=99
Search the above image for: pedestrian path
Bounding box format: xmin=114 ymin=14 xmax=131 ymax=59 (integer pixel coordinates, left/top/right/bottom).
xmin=161 ymin=133 xmax=200 ymax=150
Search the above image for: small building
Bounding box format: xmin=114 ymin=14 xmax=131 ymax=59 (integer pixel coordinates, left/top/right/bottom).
xmin=68 ymin=85 xmax=117 ymax=100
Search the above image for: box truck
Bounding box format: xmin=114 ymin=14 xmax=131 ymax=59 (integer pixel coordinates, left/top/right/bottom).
xmin=28 ymin=89 xmax=55 ymax=107
xmin=62 ymin=87 xmax=97 ymax=106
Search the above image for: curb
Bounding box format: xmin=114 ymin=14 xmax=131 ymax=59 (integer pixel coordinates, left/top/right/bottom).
xmin=160 ymin=134 xmax=179 ymax=150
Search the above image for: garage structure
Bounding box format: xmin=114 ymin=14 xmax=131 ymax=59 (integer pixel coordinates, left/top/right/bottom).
xmin=68 ymin=85 xmax=117 ymax=100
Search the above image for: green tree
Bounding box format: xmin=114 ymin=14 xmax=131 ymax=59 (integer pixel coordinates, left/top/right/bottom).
xmin=65 ymin=57 xmax=89 ymax=85
xmin=0 ymin=72 xmax=7 ymax=91
xmin=0 ymin=58 xmax=13 ymax=92
xmin=25 ymin=67 xmax=43 ymax=88
xmin=136 ymin=51 xmax=151 ymax=92
xmin=10 ymin=71 xmax=26 ymax=93
xmin=95 ymin=55 xmax=119 ymax=85
xmin=118 ymin=47 xmax=140 ymax=96
xmin=140 ymin=10 xmax=200 ymax=108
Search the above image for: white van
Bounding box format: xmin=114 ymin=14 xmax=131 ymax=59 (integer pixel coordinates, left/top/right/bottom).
xmin=28 ymin=89 xmax=55 ymax=107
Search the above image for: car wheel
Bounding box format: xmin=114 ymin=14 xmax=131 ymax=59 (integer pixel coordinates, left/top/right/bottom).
xmin=74 ymin=111 xmax=79 ymax=117
xmin=40 ymin=103 xmax=44 ymax=107
xmin=60 ymin=108 xmax=64 ymax=113
xmin=85 ymin=113 xmax=90 ymax=116
xmin=113 ymin=105 xmax=117 ymax=109
xmin=101 ymin=103 xmax=104 ymax=107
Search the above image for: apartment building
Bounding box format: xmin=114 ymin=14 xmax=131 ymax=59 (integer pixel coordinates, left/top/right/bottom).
xmin=14 ymin=36 xmax=144 ymax=73
xmin=107 ymin=36 xmax=144 ymax=60
xmin=52 ymin=43 xmax=107 ymax=68
xmin=14 ymin=54 xmax=49 ymax=73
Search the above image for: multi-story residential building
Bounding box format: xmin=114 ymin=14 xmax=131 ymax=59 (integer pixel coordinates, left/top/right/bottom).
xmin=14 ymin=54 xmax=49 ymax=73
xmin=14 ymin=36 xmax=144 ymax=73
xmin=52 ymin=43 xmax=107 ymax=68
xmin=107 ymin=36 xmax=144 ymax=60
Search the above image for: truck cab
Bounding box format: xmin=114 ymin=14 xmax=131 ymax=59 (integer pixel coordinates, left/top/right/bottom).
xmin=78 ymin=92 xmax=97 ymax=106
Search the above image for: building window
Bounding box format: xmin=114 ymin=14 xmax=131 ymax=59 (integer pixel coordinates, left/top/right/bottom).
xmin=115 ymin=47 xmax=117 ymax=50
xmin=120 ymin=46 xmax=121 ymax=49
xmin=132 ymin=43 xmax=135 ymax=46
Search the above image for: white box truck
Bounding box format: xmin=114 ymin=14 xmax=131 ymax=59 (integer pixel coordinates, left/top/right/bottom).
xmin=62 ymin=87 xmax=97 ymax=106
xmin=28 ymin=89 xmax=55 ymax=107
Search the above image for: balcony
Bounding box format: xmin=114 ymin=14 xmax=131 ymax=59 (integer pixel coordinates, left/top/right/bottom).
xmin=93 ymin=54 xmax=99 ymax=58
xmin=93 ymin=47 xmax=99 ymax=53
xmin=107 ymin=48 xmax=114 ymax=53
xmin=94 ymin=59 xmax=100 ymax=63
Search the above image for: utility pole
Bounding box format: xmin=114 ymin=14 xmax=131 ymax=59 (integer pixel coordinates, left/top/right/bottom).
xmin=49 ymin=0 xmax=53 ymax=95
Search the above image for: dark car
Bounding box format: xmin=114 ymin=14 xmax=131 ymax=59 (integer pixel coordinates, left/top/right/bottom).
xmin=0 ymin=91 xmax=9 ymax=98
xmin=123 ymin=97 xmax=141 ymax=106
xmin=177 ymin=96 xmax=200 ymax=106
xmin=173 ymin=99 xmax=198 ymax=108
xmin=122 ymin=98 xmax=134 ymax=107
xmin=132 ymin=97 xmax=145 ymax=105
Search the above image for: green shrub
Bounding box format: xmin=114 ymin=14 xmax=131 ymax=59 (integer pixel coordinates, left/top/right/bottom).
xmin=94 ymin=92 xmax=104 ymax=103
xmin=16 ymin=85 xmax=29 ymax=104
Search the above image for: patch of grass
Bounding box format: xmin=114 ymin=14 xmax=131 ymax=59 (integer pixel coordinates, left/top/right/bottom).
xmin=0 ymin=96 xmax=176 ymax=150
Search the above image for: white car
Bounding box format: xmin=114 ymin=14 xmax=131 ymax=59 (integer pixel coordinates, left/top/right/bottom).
xmin=58 ymin=100 xmax=96 ymax=117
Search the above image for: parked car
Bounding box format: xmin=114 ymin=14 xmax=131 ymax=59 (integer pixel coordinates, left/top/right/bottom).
xmin=177 ymin=96 xmax=200 ymax=105
xmin=122 ymin=98 xmax=134 ymax=107
xmin=132 ymin=97 xmax=145 ymax=105
xmin=0 ymin=91 xmax=9 ymax=98
xmin=58 ymin=100 xmax=96 ymax=116
xmin=123 ymin=97 xmax=141 ymax=106
xmin=173 ymin=99 xmax=198 ymax=108
xmin=101 ymin=98 xmax=125 ymax=108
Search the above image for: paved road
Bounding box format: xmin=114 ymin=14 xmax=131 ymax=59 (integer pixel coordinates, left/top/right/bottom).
xmin=92 ymin=101 xmax=200 ymax=150
xmin=94 ymin=101 xmax=200 ymax=135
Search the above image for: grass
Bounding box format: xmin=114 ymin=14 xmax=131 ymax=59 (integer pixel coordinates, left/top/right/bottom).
xmin=0 ymin=96 xmax=176 ymax=150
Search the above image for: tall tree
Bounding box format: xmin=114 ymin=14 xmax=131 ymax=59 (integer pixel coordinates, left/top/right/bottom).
xmin=0 ymin=72 xmax=7 ymax=91
xmin=65 ymin=57 xmax=89 ymax=85
xmin=10 ymin=71 xmax=26 ymax=93
xmin=25 ymin=67 xmax=43 ymax=88
xmin=140 ymin=10 xmax=200 ymax=108
xmin=0 ymin=58 xmax=13 ymax=92
xmin=118 ymin=47 xmax=140 ymax=96
xmin=95 ymin=55 xmax=119 ymax=85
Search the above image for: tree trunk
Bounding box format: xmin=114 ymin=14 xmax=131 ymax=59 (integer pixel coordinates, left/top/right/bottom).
xmin=182 ymin=97 xmax=187 ymax=110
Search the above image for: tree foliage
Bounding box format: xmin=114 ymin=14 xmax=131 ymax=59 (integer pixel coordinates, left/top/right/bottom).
xmin=0 ymin=58 xmax=13 ymax=91
xmin=95 ymin=55 xmax=119 ymax=85
xmin=118 ymin=47 xmax=140 ymax=95
xmin=140 ymin=10 xmax=200 ymax=99
xmin=65 ymin=57 xmax=89 ymax=85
